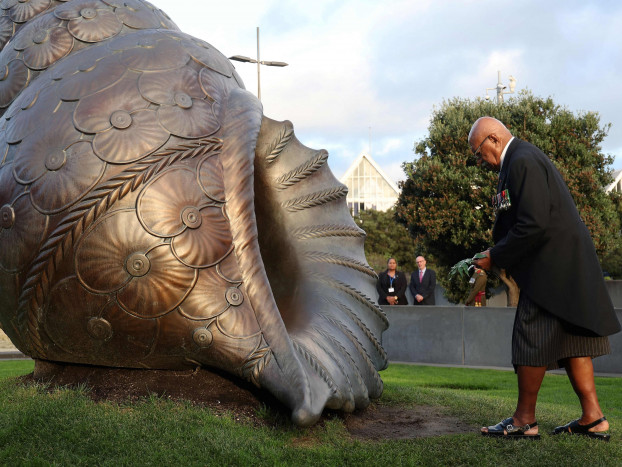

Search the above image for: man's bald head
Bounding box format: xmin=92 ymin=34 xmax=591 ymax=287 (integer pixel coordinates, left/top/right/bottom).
xmin=468 ymin=117 xmax=514 ymax=170
xmin=468 ymin=117 xmax=512 ymax=143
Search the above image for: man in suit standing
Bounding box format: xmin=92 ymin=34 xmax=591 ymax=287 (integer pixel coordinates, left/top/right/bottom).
xmin=469 ymin=117 xmax=620 ymax=440
xmin=409 ymin=256 xmax=436 ymax=305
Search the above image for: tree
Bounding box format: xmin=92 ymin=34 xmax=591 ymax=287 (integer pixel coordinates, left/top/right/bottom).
xmin=355 ymin=207 xmax=419 ymax=274
xmin=395 ymin=91 xmax=619 ymax=302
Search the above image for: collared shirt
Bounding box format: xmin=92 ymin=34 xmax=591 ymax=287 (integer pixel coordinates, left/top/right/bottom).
xmin=419 ymin=268 xmax=426 ymax=277
xmin=499 ymin=136 xmax=514 ymax=171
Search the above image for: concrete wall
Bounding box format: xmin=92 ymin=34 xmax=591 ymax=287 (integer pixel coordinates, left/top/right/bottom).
xmin=382 ymin=306 xmax=622 ymax=374
xmin=605 ymin=281 xmax=622 ymax=308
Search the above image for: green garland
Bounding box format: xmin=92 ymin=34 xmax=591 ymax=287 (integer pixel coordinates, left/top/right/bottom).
xmin=448 ymin=252 xmax=489 ymax=281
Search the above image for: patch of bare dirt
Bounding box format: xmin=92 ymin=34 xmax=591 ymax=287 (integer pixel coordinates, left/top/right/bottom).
xmin=19 ymin=360 xmax=475 ymax=439
xmin=344 ymin=405 xmax=475 ymax=440
xmin=21 ymin=360 xmax=282 ymax=424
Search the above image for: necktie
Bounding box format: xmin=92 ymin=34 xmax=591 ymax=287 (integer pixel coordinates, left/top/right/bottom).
xmin=419 ymin=270 xmax=423 ymax=282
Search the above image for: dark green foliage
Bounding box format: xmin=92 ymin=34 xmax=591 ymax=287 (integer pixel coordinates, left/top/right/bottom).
xmin=355 ymin=207 xmax=418 ymax=274
xmin=396 ymin=91 xmax=620 ymax=301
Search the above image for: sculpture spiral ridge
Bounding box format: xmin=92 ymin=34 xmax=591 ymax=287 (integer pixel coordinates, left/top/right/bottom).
xmin=0 ymin=0 xmax=387 ymax=426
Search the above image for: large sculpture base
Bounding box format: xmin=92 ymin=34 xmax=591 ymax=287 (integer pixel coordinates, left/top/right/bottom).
xmin=31 ymin=360 xmax=286 ymax=418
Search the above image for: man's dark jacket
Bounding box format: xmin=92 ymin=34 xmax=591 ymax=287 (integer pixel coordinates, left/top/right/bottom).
xmin=490 ymin=138 xmax=621 ymax=336
xmin=409 ymin=269 xmax=436 ymax=305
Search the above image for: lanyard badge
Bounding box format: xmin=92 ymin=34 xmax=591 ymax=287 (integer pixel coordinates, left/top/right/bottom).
xmin=388 ymin=275 xmax=395 ymax=293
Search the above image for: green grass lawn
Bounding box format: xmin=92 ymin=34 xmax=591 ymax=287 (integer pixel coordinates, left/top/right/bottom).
xmin=1 ymin=360 xmax=620 ymax=466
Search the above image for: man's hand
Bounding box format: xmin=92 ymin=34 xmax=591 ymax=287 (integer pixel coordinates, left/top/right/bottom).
xmin=473 ymin=250 xmax=492 ymax=271
xmin=386 ymin=296 xmax=397 ymax=305
xmin=415 ymin=294 xmax=423 ymax=303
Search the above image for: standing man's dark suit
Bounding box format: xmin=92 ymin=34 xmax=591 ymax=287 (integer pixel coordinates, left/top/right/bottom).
xmin=409 ymin=256 xmax=436 ymax=305
xmin=491 ymin=138 xmax=619 ymax=336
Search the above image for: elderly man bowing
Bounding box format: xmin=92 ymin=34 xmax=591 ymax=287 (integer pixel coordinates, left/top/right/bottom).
xmin=470 ymin=117 xmax=620 ymax=440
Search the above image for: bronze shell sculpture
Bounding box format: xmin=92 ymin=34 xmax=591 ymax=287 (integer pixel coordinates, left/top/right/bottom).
xmin=0 ymin=0 xmax=388 ymax=426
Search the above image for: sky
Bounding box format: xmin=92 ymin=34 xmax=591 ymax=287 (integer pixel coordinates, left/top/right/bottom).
xmin=152 ymin=0 xmax=622 ymax=184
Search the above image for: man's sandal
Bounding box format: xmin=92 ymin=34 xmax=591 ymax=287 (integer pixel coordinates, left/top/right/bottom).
xmin=552 ymin=417 xmax=610 ymax=442
xmin=481 ymin=417 xmax=540 ymax=440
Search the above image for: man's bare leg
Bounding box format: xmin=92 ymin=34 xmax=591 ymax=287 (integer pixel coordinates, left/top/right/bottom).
xmin=564 ymin=357 xmax=609 ymax=432
xmin=481 ymin=365 xmax=545 ymax=434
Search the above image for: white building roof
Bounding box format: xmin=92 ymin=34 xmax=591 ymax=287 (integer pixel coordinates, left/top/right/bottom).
xmin=339 ymin=153 xmax=400 ymax=213
xmin=340 ymin=153 xmax=400 ymax=193
xmin=606 ymin=169 xmax=622 ymax=193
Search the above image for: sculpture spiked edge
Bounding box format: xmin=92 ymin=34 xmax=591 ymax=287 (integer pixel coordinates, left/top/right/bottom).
xmin=253 ymin=108 xmax=388 ymax=422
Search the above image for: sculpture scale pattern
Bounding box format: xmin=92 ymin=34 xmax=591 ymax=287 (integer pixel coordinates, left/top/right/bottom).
xmin=0 ymin=0 xmax=388 ymax=426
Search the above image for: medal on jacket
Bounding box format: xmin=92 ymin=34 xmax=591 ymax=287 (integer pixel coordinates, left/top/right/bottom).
xmin=492 ymin=189 xmax=511 ymax=214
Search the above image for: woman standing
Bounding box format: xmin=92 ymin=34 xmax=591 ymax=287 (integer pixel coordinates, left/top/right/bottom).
xmin=376 ymin=258 xmax=408 ymax=305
